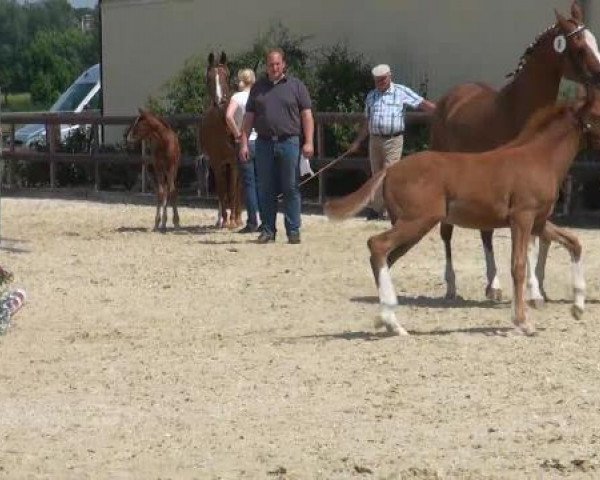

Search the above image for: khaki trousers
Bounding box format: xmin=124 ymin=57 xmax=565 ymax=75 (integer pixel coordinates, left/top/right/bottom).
xmin=368 ymin=134 xmax=404 ymax=214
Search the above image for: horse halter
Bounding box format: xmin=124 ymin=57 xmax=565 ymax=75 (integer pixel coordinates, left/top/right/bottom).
xmin=561 ymin=22 xmax=600 ymax=87
xmin=566 ymin=24 xmax=586 ymax=39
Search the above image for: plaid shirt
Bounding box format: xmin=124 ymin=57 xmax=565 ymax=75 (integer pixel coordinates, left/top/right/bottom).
xmin=365 ymin=83 xmax=423 ymax=135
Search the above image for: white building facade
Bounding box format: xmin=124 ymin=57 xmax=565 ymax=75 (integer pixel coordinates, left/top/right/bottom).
xmin=100 ymin=0 xmax=596 ymax=116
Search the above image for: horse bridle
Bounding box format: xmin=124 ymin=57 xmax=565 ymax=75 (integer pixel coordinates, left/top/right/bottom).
xmin=562 ymin=22 xmax=600 ymax=86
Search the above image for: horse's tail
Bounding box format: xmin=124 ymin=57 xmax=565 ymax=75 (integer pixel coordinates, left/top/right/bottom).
xmin=324 ymin=169 xmax=388 ymax=220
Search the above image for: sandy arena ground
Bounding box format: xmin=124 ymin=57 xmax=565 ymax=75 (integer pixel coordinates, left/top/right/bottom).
xmin=0 ymin=195 xmax=599 ymax=479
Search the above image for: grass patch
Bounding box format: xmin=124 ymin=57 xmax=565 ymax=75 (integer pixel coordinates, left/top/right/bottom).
xmin=1 ymin=92 xmax=49 ymax=113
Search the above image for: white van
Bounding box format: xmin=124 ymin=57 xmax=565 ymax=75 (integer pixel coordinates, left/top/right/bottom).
xmin=14 ymin=63 xmax=101 ymax=148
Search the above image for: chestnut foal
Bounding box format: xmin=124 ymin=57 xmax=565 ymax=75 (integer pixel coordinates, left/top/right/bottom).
xmin=326 ymin=90 xmax=600 ymax=336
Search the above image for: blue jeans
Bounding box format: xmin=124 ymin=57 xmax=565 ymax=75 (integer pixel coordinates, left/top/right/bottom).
xmin=238 ymin=140 xmax=260 ymax=228
xmin=255 ymin=136 xmax=301 ymax=237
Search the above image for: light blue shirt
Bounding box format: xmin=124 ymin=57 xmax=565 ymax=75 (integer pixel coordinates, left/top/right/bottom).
xmin=365 ymin=82 xmax=423 ymax=135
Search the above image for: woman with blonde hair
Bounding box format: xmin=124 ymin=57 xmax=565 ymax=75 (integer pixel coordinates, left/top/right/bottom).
xmin=226 ymin=68 xmax=261 ymax=233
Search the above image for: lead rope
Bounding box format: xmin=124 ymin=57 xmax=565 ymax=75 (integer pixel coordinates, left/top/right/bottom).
xmin=275 ymin=148 xmax=353 ymax=200
xmin=297 ymin=148 xmax=353 ymax=188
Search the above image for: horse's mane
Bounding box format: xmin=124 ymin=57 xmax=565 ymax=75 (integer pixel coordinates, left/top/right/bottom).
xmin=506 ymin=24 xmax=556 ymax=79
xmin=156 ymin=117 xmax=172 ymax=130
xmin=142 ymin=112 xmax=172 ymax=132
xmin=505 ymin=103 xmax=574 ymax=147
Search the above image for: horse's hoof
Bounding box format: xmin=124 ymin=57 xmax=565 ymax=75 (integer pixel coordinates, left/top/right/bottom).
xmin=385 ymin=322 xmax=409 ymax=336
xmin=527 ymin=298 xmax=545 ymax=309
xmin=444 ymin=291 xmax=457 ymax=300
xmin=378 ymin=309 xmax=408 ymax=336
xmin=486 ymin=287 xmax=503 ymax=302
xmin=571 ymin=304 xmax=584 ymax=320
xmin=541 ymin=290 xmax=549 ymax=302
xmin=513 ymin=323 xmax=536 ymax=336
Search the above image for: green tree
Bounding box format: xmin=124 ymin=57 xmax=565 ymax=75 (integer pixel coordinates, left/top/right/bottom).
xmin=24 ymin=27 xmax=98 ymax=106
xmin=25 ymin=0 xmax=77 ymax=37
xmin=0 ymin=0 xmax=99 ymax=103
xmin=228 ymin=22 xmax=313 ymax=85
xmin=0 ymin=0 xmax=28 ymax=99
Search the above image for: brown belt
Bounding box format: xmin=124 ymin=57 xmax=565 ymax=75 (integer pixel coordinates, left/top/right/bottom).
xmin=373 ymin=131 xmax=404 ymax=139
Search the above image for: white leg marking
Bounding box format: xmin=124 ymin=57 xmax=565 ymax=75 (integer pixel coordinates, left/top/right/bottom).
xmin=484 ymin=242 xmax=501 ymax=298
xmin=526 ymin=237 xmax=543 ymax=303
xmin=571 ymin=255 xmax=586 ymax=316
xmin=376 ymin=266 xmax=407 ymax=335
xmin=378 ymin=266 xmax=398 ymax=306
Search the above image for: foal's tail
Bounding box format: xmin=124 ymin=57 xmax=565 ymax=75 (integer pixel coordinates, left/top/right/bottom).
xmin=324 ymin=169 xmax=387 ymax=220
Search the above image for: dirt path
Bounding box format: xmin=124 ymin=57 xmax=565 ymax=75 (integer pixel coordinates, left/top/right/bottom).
xmin=0 ymin=197 xmax=599 ymax=479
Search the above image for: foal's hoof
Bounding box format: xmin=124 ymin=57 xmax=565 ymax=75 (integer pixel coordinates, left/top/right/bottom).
xmin=571 ymin=304 xmax=584 ymax=320
xmin=485 ymin=287 xmax=503 ymax=302
xmin=527 ymin=298 xmax=545 ymax=309
xmin=386 ymin=322 xmax=409 ymax=336
xmin=513 ymin=323 xmax=536 ymax=337
xmin=376 ymin=310 xmax=409 ymax=336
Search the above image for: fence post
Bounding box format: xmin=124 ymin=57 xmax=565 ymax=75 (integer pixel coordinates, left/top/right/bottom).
xmin=7 ymin=125 xmax=15 ymax=188
xmin=47 ymin=121 xmax=59 ymax=189
xmin=92 ymin=124 xmax=100 ymax=191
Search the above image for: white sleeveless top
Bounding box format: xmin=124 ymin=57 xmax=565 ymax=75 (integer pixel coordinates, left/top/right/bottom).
xmin=231 ymin=90 xmax=257 ymax=141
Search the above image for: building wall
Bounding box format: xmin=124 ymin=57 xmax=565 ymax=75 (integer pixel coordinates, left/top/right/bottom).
xmin=101 ymin=0 xmax=581 ymax=117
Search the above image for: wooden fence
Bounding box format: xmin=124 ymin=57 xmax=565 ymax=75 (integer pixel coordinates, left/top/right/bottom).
xmin=0 ymin=110 xmax=430 ymax=205
xmin=1 ymin=110 xmax=599 ymax=212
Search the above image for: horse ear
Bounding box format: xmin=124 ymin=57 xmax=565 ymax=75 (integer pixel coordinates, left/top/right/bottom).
xmin=555 ymin=9 xmax=570 ymax=31
xmin=138 ymin=107 xmax=146 ymax=116
xmin=208 ymin=52 xmax=215 ymax=66
xmin=220 ymin=51 xmax=227 ymax=65
xmin=571 ymin=1 xmax=583 ymax=22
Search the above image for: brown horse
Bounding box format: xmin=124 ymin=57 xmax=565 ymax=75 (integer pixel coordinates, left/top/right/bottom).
xmin=325 ymin=87 xmax=600 ymax=336
xmin=125 ymin=109 xmax=181 ymax=231
xmin=199 ymin=52 xmax=243 ymax=229
xmin=430 ymin=2 xmax=600 ymax=302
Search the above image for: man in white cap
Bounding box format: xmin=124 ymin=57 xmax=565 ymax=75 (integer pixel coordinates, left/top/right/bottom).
xmin=349 ymin=63 xmax=436 ymax=220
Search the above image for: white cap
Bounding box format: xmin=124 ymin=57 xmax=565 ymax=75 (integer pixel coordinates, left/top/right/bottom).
xmin=372 ymin=64 xmax=391 ymax=77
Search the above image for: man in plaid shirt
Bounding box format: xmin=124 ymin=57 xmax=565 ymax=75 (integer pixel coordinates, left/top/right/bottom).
xmin=349 ymin=64 xmax=436 ymax=220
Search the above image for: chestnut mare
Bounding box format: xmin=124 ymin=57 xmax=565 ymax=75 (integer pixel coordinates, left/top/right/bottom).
xmin=325 ymin=87 xmax=600 ymax=336
xmin=430 ymin=2 xmax=600 ymax=302
xmin=125 ymin=109 xmax=181 ymax=231
xmin=199 ymin=52 xmax=243 ymax=228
